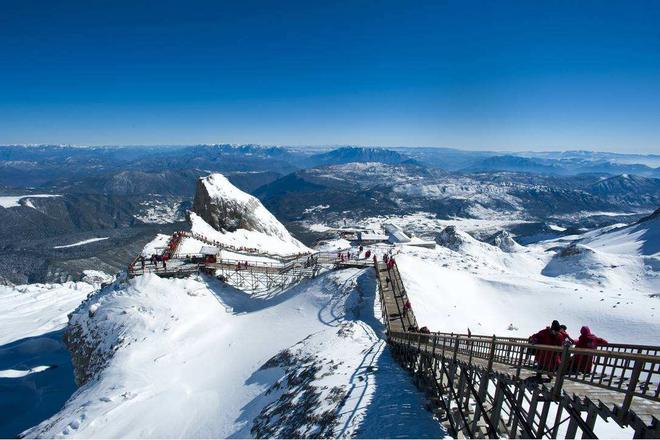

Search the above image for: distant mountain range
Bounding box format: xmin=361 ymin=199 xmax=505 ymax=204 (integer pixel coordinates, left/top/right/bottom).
xmin=1 ymin=144 xmax=658 ymax=284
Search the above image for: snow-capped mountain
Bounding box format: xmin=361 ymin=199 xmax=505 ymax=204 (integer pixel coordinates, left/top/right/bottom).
xmin=189 ymin=173 xmax=310 ymax=255
xmin=1 ymin=145 xmax=659 ymax=439
xmin=581 ymin=207 xmax=660 ymax=257
xmin=21 ymin=194 xmax=440 ymax=437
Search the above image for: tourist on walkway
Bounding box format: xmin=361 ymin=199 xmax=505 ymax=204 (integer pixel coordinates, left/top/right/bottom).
xmin=403 ymin=299 xmax=412 ymax=315
xmin=569 ymin=327 xmax=608 ymax=374
xmin=559 ymin=324 xmax=574 ymax=345
xmin=529 ymin=320 xmax=563 ymax=372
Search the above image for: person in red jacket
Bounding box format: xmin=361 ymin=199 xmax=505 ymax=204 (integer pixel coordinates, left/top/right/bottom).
xmin=559 ymin=324 xmax=574 ymax=345
xmin=569 ymin=326 xmax=608 ymax=373
xmin=529 ymin=320 xmax=563 ymax=372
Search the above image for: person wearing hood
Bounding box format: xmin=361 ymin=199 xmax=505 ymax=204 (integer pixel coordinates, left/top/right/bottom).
xmin=529 ymin=320 xmax=563 ymax=372
xmin=570 ymin=326 xmax=608 ymax=373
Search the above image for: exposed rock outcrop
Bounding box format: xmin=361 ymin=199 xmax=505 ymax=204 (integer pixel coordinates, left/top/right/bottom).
xmin=435 ymin=226 xmax=466 ymax=251
xmin=487 ymin=230 xmax=522 ymax=253
xmin=191 ymin=173 xmax=297 ymax=243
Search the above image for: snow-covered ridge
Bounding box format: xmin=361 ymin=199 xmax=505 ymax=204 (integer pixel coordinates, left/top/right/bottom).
xmin=188 ymin=173 xmax=310 ymax=256
xmin=581 ymin=208 xmax=660 ymax=256
xmin=23 ymin=268 xmax=442 ymax=438
xmin=0 ymin=273 xmax=111 ymax=346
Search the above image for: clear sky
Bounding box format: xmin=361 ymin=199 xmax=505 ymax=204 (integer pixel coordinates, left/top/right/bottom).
xmin=1 ymin=0 xmax=659 ymax=152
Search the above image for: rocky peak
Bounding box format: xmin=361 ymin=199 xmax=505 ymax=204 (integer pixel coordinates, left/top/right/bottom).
xmin=487 ymin=230 xmax=521 ymax=253
xmin=436 ymin=225 xmax=466 ymax=251
xmin=190 ymin=173 xmax=297 ymax=243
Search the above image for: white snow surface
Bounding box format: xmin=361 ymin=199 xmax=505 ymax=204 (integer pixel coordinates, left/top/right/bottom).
xmin=0 ymin=194 xmax=61 ymax=208
xmin=393 ymin=218 xmax=659 ymax=344
xmin=25 ymin=270 xmax=443 ymax=438
xmin=53 ymin=237 xmax=109 ymax=249
xmin=0 ymin=274 xmax=111 ymax=346
xmin=0 ymin=366 xmax=51 ymax=379
xmin=189 ymin=212 xmax=310 ymax=257
xmin=583 ymin=214 xmax=660 ymax=256
xmin=140 ymin=234 xmax=170 ymax=257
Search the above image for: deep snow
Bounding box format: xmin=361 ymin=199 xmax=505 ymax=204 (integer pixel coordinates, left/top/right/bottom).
xmin=367 ymin=214 xmax=659 ymax=345
xmin=0 ymin=272 xmax=112 ymax=438
xmin=24 ymin=270 xmax=444 ymax=438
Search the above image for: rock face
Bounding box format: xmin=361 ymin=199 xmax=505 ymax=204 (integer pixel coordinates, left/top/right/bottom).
xmin=487 ymin=230 xmax=521 ymax=253
xmin=559 ymin=243 xmax=594 ymax=258
xmin=435 ymin=226 xmax=465 ymax=251
xmin=191 ymin=173 xmax=295 ymax=242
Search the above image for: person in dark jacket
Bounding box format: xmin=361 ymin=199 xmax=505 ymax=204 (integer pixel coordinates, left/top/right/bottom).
xmin=569 ymin=326 xmax=608 ymax=373
xmin=529 ymin=320 xmax=563 ymax=371
xmin=559 ymin=324 xmax=574 ymax=345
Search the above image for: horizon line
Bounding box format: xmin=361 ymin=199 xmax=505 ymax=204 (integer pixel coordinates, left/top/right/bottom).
xmin=1 ymin=143 xmax=658 ymax=157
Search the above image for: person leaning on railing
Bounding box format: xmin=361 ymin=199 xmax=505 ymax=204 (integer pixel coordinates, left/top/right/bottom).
xmin=568 ymin=326 xmax=608 ymax=374
xmin=529 ymin=320 xmax=563 ymax=374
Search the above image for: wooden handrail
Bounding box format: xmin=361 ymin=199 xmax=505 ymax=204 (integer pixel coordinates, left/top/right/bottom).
xmin=389 ymin=330 xmax=660 ymax=363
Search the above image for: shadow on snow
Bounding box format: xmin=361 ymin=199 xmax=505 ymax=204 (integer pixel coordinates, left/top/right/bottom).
xmin=0 ymin=330 xmax=76 ymax=438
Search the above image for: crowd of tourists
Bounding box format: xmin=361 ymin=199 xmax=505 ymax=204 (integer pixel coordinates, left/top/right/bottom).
xmin=529 ymin=320 xmax=608 ymax=375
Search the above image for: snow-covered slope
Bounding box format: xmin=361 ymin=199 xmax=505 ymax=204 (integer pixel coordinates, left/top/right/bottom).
xmin=188 ymin=212 xmax=310 ymax=256
xmin=0 ymin=272 xmax=112 ymax=438
xmin=582 ymin=208 xmax=660 ymax=256
xmin=394 ymin=219 xmax=659 ymax=345
xmin=24 ymin=270 xmax=442 ymax=438
xmin=188 ymin=173 xmax=310 ymax=256
xmin=0 ymin=272 xmax=112 ymax=346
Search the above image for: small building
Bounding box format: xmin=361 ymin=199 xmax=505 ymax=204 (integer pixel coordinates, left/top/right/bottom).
xmin=200 ymin=245 xmax=219 ymax=255
xmin=358 ymin=231 xmax=389 ymax=244
xmin=383 ymin=223 xmax=411 ymax=244
xmin=401 ymin=237 xmax=436 ymax=249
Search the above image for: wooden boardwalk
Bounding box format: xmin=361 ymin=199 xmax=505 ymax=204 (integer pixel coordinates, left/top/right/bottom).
xmin=377 ymin=261 xmax=660 ymax=438
xmin=127 ymin=232 xmax=660 ymax=438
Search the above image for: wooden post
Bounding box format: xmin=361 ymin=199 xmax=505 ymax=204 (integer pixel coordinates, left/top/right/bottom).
xmin=471 ymin=335 xmax=497 ymax=434
xmin=622 ymin=358 xmax=643 ymax=414
xmin=487 ymin=335 xmax=497 ymax=371
xmin=515 ymin=344 xmax=525 ymax=380
xmin=553 ymin=344 xmax=571 ymax=399
xmin=490 ymin=379 xmax=505 ymax=434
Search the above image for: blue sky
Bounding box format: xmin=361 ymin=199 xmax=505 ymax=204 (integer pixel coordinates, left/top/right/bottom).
xmin=1 ymin=0 xmax=659 ymax=152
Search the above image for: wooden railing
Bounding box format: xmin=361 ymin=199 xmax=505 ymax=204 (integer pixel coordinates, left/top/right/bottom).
xmin=429 ymin=330 xmax=660 ymax=358
xmin=388 ymin=331 xmax=660 ymax=410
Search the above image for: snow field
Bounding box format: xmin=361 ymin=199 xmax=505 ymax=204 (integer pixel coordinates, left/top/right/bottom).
xmin=0 ymin=194 xmax=61 ymax=209
xmin=25 ymin=268 xmax=445 ymax=438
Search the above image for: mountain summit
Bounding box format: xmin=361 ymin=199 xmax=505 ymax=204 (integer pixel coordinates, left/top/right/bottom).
xmin=190 ymin=173 xmax=309 ymax=255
